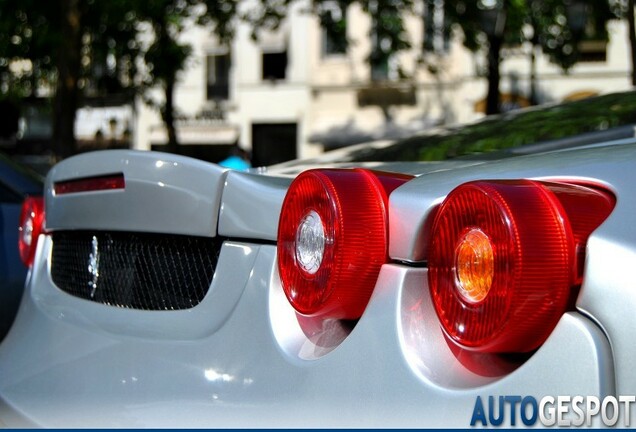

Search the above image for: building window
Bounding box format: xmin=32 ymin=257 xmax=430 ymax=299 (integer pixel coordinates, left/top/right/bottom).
xmin=571 ymin=6 xmax=608 ymax=63
xmin=251 ymin=123 xmax=297 ymax=166
xmin=578 ymin=40 xmax=607 ymax=63
xmin=262 ymin=51 xmax=288 ymax=81
xmin=369 ymin=1 xmax=403 ymax=82
xmin=321 ymin=2 xmax=348 ymax=56
xmin=206 ymin=54 xmax=230 ymax=100
xmin=423 ymin=0 xmax=450 ymax=54
xmin=370 ymin=59 xmax=389 ymax=81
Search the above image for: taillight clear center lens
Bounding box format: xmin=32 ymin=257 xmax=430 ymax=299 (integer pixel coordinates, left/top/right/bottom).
xmin=295 ymin=210 xmax=325 ymax=275
xmin=455 ymin=228 xmax=493 ymax=303
xmin=21 ymin=216 xmax=35 ymax=247
xmin=278 ymin=169 xmax=413 ymax=319
xmin=19 ymin=196 xmax=45 ymax=267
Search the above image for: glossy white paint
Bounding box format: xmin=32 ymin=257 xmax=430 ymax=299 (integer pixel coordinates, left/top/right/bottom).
xmin=1 ymin=142 xmax=634 ymax=427
xmin=388 ymin=140 xmax=636 ymax=262
xmin=218 ymin=170 xmax=290 ymax=241
xmin=28 ymin=238 xmax=257 ymax=340
xmin=0 ymin=244 xmax=615 ymax=427
xmin=46 ymin=150 xmax=227 ymax=237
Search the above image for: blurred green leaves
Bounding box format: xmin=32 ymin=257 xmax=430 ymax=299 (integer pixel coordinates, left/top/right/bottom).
xmin=347 ymin=91 xmax=636 ymax=161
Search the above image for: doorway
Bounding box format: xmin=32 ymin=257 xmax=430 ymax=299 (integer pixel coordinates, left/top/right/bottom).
xmin=251 ymin=123 xmax=297 ymax=167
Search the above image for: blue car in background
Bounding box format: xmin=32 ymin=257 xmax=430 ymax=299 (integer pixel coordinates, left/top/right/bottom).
xmin=0 ymin=152 xmax=43 ymax=340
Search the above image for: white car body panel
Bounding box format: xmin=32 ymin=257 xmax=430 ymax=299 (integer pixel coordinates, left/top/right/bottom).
xmin=0 ymin=141 xmax=634 ymax=427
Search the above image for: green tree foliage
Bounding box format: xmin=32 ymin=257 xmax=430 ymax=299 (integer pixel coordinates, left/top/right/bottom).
xmin=443 ymin=0 xmax=615 ymax=115
xmin=532 ymin=0 xmax=613 ymax=69
xmin=0 ymin=0 xmax=240 ymax=158
xmin=607 ymin=0 xmax=636 ymax=85
xmin=0 ymin=0 xmax=627 ymax=158
xmin=0 ymin=0 xmax=57 ymax=98
xmin=343 ymin=90 xmax=636 ymax=161
xmin=296 ymin=0 xmax=619 ymax=113
xmin=0 ymin=0 xmax=143 ymax=157
xmin=251 ymin=0 xmax=415 ymax=76
xmin=135 ymin=0 xmax=198 ymax=154
xmin=361 ymin=0 xmax=414 ymax=75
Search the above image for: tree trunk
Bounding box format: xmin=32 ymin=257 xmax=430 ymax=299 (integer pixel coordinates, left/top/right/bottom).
xmin=529 ymin=43 xmax=538 ymax=105
xmin=486 ymin=34 xmax=502 ymax=115
xmin=162 ymin=77 xmax=179 ymax=154
xmin=629 ymin=0 xmax=636 ymax=86
xmin=53 ymin=0 xmax=82 ymax=159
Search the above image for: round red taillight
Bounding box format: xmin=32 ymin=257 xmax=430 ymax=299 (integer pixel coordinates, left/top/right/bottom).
xmin=18 ymin=196 xmax=45 ymax=267
xmin=277 ymin=169 xmax=411 ymax=319
xmin=428 ymin=180 xmax=615 ymax=353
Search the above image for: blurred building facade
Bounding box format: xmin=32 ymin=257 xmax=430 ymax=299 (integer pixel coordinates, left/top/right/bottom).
xmin=131 ymin=1 xmax=634 ymax=166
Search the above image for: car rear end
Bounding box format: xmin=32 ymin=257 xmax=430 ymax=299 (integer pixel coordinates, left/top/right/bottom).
xmin=0 ymin=143 xmax=634 ymax=427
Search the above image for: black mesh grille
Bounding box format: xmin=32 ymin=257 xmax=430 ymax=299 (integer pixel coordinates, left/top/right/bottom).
xmin=51 ymin=231 xmax=222 ymax=310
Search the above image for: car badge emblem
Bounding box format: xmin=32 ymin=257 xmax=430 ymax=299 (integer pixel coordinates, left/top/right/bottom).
xmin=88 ymin=235 xmax=100 ymax=298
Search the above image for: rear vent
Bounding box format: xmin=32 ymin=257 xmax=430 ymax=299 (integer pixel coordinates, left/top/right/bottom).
xmin=51 ymin=231 xmax=222 ymax=310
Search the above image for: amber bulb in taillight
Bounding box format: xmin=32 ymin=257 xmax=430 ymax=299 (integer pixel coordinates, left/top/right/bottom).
xmin=428 ymin=180 xmax=615 ymax=353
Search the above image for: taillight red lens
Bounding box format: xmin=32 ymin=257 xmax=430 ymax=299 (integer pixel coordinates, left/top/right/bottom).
xmin=54 ymin=173 xmax=125 ymax=195
xmin=277 ymin=169 xmax=411 ymax=319
xmin=542 ymin=182 xmax=616 ymax=286
xmin=18 ymin=196 xmax=45 ymax=267
xmin=428 ymin=180 xmax=615 ymax=353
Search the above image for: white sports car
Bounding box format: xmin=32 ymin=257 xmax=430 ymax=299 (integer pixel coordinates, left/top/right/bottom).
xmin=1 ymin=92 xmax=635 ymax=428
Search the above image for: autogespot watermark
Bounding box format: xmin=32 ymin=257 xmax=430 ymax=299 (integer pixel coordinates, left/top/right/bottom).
xmin=470 ymin=395 xmax=636 ymax=427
